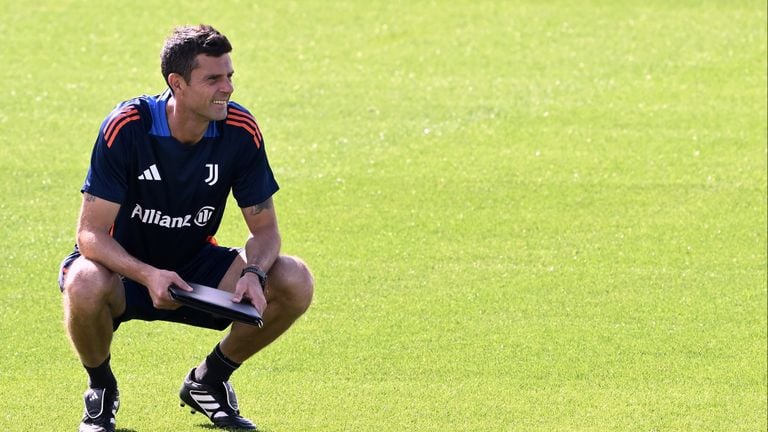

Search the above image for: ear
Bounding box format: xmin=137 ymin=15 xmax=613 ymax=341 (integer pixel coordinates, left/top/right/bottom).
xmin=167 ymin=73 xmax=185 ymax=93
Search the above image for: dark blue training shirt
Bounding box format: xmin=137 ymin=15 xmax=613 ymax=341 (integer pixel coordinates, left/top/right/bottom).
xmin=82 ymin=90 xmax=279 ymax=270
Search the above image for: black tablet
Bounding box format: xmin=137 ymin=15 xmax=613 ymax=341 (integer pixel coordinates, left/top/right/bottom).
xmin=169 ymin=283 xmax=263 ymax=328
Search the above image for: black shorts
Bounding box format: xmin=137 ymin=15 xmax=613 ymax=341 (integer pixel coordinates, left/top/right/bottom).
xmin=58 ymin=244 xmax=241 ymax=330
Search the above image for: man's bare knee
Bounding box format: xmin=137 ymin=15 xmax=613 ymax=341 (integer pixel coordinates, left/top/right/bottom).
xmin=63 ymin=257 xmax=121 ymax=304
xmin=270 ymin=256 xmax=314 ymax=315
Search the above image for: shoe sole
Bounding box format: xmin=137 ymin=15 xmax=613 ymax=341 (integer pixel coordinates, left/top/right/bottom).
xmin=180 ymin=400 xmax=198 ymax=415
xmin=179 ymin=401 xmax=257 ymax=431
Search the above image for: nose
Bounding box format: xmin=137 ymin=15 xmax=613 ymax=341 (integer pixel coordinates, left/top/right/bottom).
xmin=222 ymin=77 xmax=234 ymax=94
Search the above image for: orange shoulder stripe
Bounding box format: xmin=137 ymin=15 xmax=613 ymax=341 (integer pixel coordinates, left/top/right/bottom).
xmin=225 ymin=119 xmax=262 ymax=148
xmin=227 ymin=108 xmax=260 ymax=129
xmin=104 ymin=107 xmax=140 ymax=148
xmin=104 ymin=107 xmax=138 ymax=137
xmin=226 ymin=108 xmax=263 ymax=147
xmin=106 ymin=113 xmax=140 ymax=148
xmin=227 ymin=111 xmax=258 ymax=129
xmin=228 ymin=106 xmax=253 ymax=119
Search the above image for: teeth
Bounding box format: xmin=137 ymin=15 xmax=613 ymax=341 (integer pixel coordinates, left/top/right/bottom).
xmin=213 ymin=100 xmax=226 ymax=105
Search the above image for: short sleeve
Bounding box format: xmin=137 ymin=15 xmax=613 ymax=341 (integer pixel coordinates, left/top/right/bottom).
xmin=81 ymin=104 xmax=141 ymax=204
xmin=232 ymin=138 xmax=280 ymax=208
xmin=225 ymin=104 xmax=279 ymax=207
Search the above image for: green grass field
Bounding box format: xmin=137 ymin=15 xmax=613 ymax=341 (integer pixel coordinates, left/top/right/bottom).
xmin=0 ymin=1 xmax=766 ymax=431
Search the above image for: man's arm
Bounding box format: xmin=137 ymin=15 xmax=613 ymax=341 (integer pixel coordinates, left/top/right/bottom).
xmin=231 ymin=197 xmax=281 ymax=313
xmin=76 ymin=192 xmax=191 ymax=309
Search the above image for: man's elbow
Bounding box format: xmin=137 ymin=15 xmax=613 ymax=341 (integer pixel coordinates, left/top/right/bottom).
xmin=75 ymin=229 xmax=103 ymax=258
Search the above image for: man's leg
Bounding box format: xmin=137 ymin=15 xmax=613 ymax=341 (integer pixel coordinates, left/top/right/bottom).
xmin=62 ymin=256 xmax=126 ymax=432
xmin=180 ymin=254 xmax=313 ymax=430
xmin=218 ymin=254 xmax=314 ymax=362
xmin=62 ymin=256 xmax=126 ymax=368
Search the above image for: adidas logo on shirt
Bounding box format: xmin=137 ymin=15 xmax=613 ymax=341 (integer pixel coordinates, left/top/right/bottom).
xmin=138 ymin=164 xmax=162 ymax=181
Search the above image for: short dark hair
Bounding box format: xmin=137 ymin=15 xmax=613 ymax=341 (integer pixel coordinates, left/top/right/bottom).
xmin=160 ymin=24 xmax=232 ymax=90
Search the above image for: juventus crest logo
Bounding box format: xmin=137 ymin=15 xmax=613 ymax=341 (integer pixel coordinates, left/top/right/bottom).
xmin=204 ymin=163 xmax=219 ymax=186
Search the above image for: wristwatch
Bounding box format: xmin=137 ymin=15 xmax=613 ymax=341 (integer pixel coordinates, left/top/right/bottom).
xmin=241 ymin=265 xmax=267 ymax=289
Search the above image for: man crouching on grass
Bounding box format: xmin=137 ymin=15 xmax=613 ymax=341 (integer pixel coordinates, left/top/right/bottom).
xmin=57 ymin=24 xmax=313 ymax=432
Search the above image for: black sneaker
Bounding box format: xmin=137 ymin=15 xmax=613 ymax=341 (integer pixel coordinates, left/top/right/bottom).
xmin=179 ymin=369 xmax=257 ymax=431
xmin=79 ymin=387 xmax=120 ymax=432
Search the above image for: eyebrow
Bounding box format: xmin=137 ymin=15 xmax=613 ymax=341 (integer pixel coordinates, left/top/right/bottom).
xmin=204 ymin=70 xmax=235 ymax=80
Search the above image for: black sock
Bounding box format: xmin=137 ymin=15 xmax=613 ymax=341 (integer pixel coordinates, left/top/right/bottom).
xmin=197 ymin=343 xmax=241 ymax=385
xmin=84 ymin=355 xmax=117 ymax=390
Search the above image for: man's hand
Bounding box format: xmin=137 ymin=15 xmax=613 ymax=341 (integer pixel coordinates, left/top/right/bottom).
xmin=144 ymin=269 xmax=191 ymax=310
xmin=77 ymin=194 xmax=191 ymax=311
xmin=232 ymin=273 xmax=267 ymax=314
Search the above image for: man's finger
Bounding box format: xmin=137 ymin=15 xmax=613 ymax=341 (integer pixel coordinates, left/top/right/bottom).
xmin=231 ymin=285 xmax=246 ymax=303
xmin=172 ymin=279 xmax=193 ymax=292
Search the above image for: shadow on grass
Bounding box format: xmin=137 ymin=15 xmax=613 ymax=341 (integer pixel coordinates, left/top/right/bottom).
xmin=114 ymin=426 xmax=265 ymax=432
xmin=196 ymin=423 xmax=271 ymax=431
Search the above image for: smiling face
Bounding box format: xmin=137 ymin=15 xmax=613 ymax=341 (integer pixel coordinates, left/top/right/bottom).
xmin=170 ymin=53 xmax=234 ymax=123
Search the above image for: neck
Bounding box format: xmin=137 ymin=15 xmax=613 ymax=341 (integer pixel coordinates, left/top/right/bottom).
xmin=166 ymin=97 xmax=208 ymax=145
